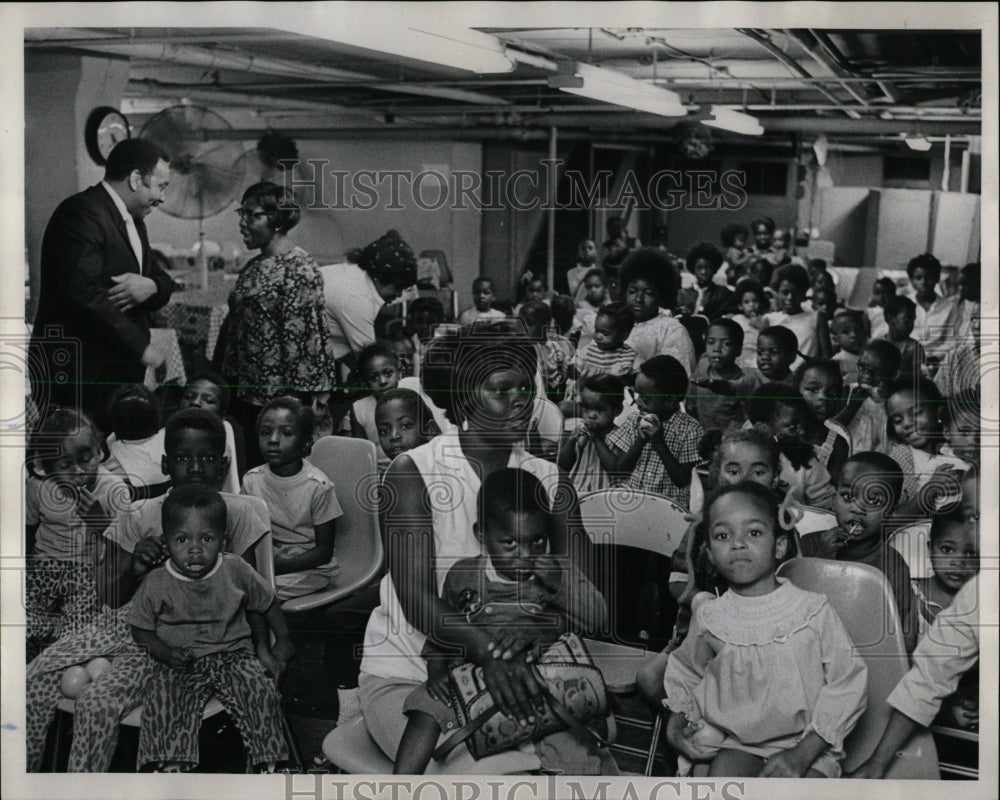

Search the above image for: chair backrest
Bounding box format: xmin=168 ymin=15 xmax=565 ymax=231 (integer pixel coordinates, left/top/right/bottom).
xmin=776 ymin=557 xmax=911 ymax=771
xmin=888 ymin=521 xmax=931 ymax=579
xmin=533 ymin=397 xmax=565 ymax=444
xmin=307 ymin=436 xmax=384 ymax=594
xmin=578 ymin=488 xmax=688 ymax=558
xmin=680 ymin=314 xmax=710 ymax=358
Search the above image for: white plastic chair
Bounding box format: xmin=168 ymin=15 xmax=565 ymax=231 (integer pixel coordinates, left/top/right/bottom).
xmin=888 ymin=521 xmax=932 ymax=579
xmin=279 ymin=436 xmax=383 ymax=613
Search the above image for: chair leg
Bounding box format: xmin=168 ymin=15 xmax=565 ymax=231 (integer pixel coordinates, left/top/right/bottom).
xmin=281 ymin=709 xmax=305 ymax=774
xmin=644 ymin=712 xmax=663 ymax=777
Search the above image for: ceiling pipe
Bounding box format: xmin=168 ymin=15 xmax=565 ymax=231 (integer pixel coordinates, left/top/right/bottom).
xmin=27 ymin=29 xmax=512 ymax=106
xmin=782 ymin=30 xmax=871 ymax=107
xmin=736 ymin=28 xmax=860 ymax=119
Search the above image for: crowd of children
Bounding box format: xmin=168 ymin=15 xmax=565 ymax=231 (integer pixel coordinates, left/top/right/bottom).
xmin=23 ymin=216 xmax=984 ymax=780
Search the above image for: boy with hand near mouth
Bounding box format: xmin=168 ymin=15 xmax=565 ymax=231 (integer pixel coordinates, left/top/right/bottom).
xmin=687 ymin=319 xmax=762 ymax=432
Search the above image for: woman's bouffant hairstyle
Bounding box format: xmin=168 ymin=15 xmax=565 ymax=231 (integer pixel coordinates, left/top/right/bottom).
xmin=241 ymin=181 xmax=300 ymax=234
xmin=420 ymin=320 xmax=538 ymax=426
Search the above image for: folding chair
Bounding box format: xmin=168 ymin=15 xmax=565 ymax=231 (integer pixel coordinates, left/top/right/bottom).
xmin=279 ymin=436 xmax=383 ymax=613
xmin=776 ymin=557 xmax=939 ymax=778
xmin=888 ymin=521 xmax=932 ymax=579
xmin=577 ymin=488 xmax=690 ymax=775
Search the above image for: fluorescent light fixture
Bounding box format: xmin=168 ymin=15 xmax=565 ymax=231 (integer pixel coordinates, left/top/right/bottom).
xmin=904 ymin=135 xmax=932 ymax=151
xmin=286 ymin=23 xmax=515 ymax=74
xmin=702 ymin=106 xmax=764 ymax=136
xmin=549 ymin=62 xmax=687 ymax=117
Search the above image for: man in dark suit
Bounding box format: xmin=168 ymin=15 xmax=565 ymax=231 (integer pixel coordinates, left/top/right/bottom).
xmin=30 ymin=139 xmax=175 ymax=426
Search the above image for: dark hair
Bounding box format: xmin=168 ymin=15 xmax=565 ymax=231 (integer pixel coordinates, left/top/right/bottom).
xmin=807 ymin=258 xmax=828 ymax=273
xmin=759 ymin=325 xmax=799 ymax=355
xmin=518 ymin=300 xmax=552 ymax=329
xmin=356 ymin=342 xmax=400 ymax=375
xmin=748 ymin=383 xmax=802 ymax=427
xmin=240 ymin=181 xmax=300 ymax=234
xmin=184 ymin=370 xmax=231 ymax=414
xmin=751 ymin=216 xmax=776 ymax=235
xmin=698 ymin=428 xmax=724 ymax=464
xmin=863 ymin=339 xmax=902 ymax=379
xmin=704 ymin=480 xmax=780 ymax=535
xmin=830 ymin=309 xmax=866 ymax=336
xmin=579 ymin=373 xmax=625 ymax=410
xmin=707 ymin=318 xmax=744 ymax=351
xmin=720 ymin=223 xmax=750 ymax=248
xmin=164 ymin=408 xmax=226 ymax=456
xmin=884 ymin=377 xmax=944 ymax=444
xmin=929 ymin=506 xmax=973 ymax=544
xmin=792 ymin=358 xmax=843 ymax=392
xmin=550 ymin=294 xmax=576 ymax=334
xmin=421 ymin=321 xmax=538 ymax=426
xmin=733 ymin=279 xmax=769 ymax=312
xmin=839 ymin=451 xmax=905 ymax=510
xmin=258 ymin=395 xmax=315 ymax=439
xmin=582 ymin=267 xmax=607 ymax=285
xmin=707 ymin=424 xmax=781 ymax=489
xmin=162 ymin=483 xmax=227 ymax=538
xmin=749 ymin=258 xmax=774 ymax=287
xmin=479 ymin=468 xmax=551 ymax=528
xmin=960 ymin=262 xmax=980 ymax=302
xmin=374 ymin=387 xmax=440 ymax=440
xmin=104 ymin=139 xmax=169 ymax=182
xmin=874 ymin=277 xmax=897 ymax=297
xmin=407 ymin=296 xmax=445 ymax=323
xmin=108 ymin=385 xmax=161 ymax=441
xmin=772 ymin=263 xmax=810 ymax=295
xmin=472 ymin=276 xmax=495 ymax=292
xmin=686 ymin=242 xmax=725 ymax=273
xmin=354 ymin=230 xmax=417 ymax=288
xmin=639 ymin=355 xmax=688 ymax=397
xmin=907 ymin=253 xmax=942 ymax=283
xmin=884 ymin=295 xmax=916 ymax=319
xmin=812 ymin=271 xmax=836 ymax=293
xmin=596 ymin=301 xmax=635 ymax=337
xmin=620 ymin=248 xmax=679 ymax=310
xmin=28 ymin=408 xmax=102 ymax=473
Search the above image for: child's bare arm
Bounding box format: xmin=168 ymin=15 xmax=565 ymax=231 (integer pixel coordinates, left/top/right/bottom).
xmin=557 ymin=430 xmax=582 ymax=471
xmin=273 ymin=519 xmax=335 ymax=575
xmin=98 ymin=537 xmax=167 ymax=609
xmin=132 ymin=625 xmax=194 ymax=670
xmin=255 ymin=600 xmax=294 ymax=682
xmin=590 ymin=435 xmax=621 ymax=475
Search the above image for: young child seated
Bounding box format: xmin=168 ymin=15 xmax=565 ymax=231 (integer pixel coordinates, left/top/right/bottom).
xmin=380 ymin=333 xmax=416 ymax=380
xmin=573 ymin=301 xmax=640 ymax=384
xmin=829 ymin=310 xmax=867 ymax=385
xmin=907 ymin=253 xmax=962 ymax=367
xmin=514 ymin=273 xmax=551 ymax=316
xmin=458 ymin=277 xmax=507 ymax=326
xmin=747 ymin=383 xmax=836 ymax=509
xmin=566 ymin=238 xmax=600 ymax=303
xmin=792 ymin=360 xmax=849 ymax=477
xmin=620 ymin=249 xmax=696 ymax=374
xmin=242 ymin=396 xmax=342 ymax=601
xmin=686 ymin=242 xmax=734 ymax=320
xmin=748 ymin=258 xmax=777 ymax=311
xmin=176 ymin=371 xmax=244 ymax=491
xmin=753 ymin=325 xmax=798 ymax=384
xmin=572 ymin=267 xmax=610 ymax=350
xmin=103 ymin=386 xmax=169 ymax=497
xmin=882 ymin=295 xmax=926 ymax=378
xmin=866 ymin=276 xmax=896 ymax=340
xmin=344 ymin=343 xmax=402 ymax=470
xmin=25 ymin=408 xmax=127 ymax=658
xmin=941 ymin=386 xmax=980 ymax=464
xmin=393 ymin=468 xmax=607 ymax=775
xmin=911 ymin=508 xmax=979 ymax=631
xmin=374 ymin=388 xmax=441 ymax=464
xmin=558 ymin=373 xmax=625 ymax=495
xmin=835 ymin=338 xmax=902 ymax=454
xmin=607 ymin=355 xmax=704 ymax=508
xmin=519 ymin=300 xmax=574 ymax=404
xmin=663 ymin=481 xmax=867 ymax=777
xmin=763 ymin=263 xmax=830 ymax=360
xmin=799 ymin=451 xmax=920 ymax=653
xmin=687 ymin=318 xmax=763 ymax=433
xmin=720 ymin=222 xmax=751 ymax=284
xmin=727 ymin=279 xmax=768 ymax=368
xmin=885 ymin=377 xmax=970 ymax=515
xmin=129 ymin=483 xmax=292 ymax=772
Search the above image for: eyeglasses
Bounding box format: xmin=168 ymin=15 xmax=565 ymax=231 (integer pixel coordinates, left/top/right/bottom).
xmin=235 ymin=208 xmax=270 ymax=220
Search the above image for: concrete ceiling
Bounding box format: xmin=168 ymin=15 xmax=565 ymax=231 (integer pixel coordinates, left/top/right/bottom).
xmin=26 ymin=25 xmax=982 ymax=148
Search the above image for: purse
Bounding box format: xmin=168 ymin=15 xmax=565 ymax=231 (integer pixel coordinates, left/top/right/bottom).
xmin=432 ymin=633 xmax=614 ymax=763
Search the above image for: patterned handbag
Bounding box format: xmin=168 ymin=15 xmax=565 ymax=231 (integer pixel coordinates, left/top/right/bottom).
xmin=432 ymin=633 xmax=614 ymax=762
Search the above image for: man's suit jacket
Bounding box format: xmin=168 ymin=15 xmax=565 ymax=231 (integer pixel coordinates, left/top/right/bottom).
xmin=30 ymin=184 xmax=174 ymax=412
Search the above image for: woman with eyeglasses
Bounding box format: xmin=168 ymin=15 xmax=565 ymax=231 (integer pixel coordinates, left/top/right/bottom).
xmin=220 ymin=182 xmax=336 ymax=467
